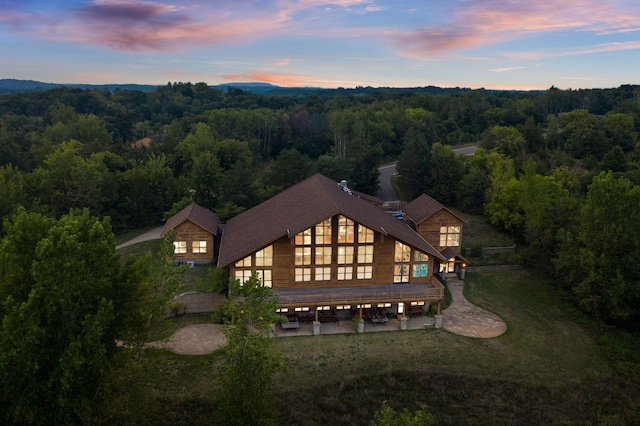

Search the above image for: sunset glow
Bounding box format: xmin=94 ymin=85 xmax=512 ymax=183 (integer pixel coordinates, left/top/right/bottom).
xmin=1 ymin=0 xmax=639 ymax=89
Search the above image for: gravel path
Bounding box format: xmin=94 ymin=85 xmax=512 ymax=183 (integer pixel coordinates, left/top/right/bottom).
xmin=441 ymin=278 xmax=507 ymax=338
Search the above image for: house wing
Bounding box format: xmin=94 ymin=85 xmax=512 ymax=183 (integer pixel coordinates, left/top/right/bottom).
xmin=217 ymin=174 xmax=445 ymax=267
xmin=161 ymin=203 xmax=220 ymax=236
xmin=403 ymin=193 xmax=464 ymax=224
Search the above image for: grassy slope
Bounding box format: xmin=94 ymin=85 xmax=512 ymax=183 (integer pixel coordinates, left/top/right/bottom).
xmin=117 ymin=268 xmax=640 ymax=425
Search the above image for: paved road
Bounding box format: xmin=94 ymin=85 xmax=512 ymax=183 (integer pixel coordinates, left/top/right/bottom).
xmin=454 ymin=145 xmax=478 ymax=156
xmin=375 ymin=146 xmax=476 ymax=204
xmin=374 ymin=164 xmax=399 ymax=202
xmin=115 ymin=226 xmax=163 ymax=250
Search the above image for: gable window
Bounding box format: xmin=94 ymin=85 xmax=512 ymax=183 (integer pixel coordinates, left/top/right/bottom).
xmin=295 ymin=228 xmax=312 ymax=245
xmin=337 ymin=246 xmax=354 ymax=264
xmin=174 ymin=241 xmax=187 ymax=254
xmin=412 ymin=250 xmax=429 ymax=278
xmin=440 ymin=225 xmax=460 ymax=247
xmin=358 ymin=224 xmax=374 ymax=243
xmin=192 ymin=241 xmax=207 ymax=254
xmin=234 ymin=245 xmax=273 ymax=287
xmin=338 ymin=216 xmax=354 ymax=243
xmin=295 ymin=228 xmax=312 ymax=282
xmin=315 ymin=219 xmax=332 ymax=245
xmin=394 ymin=241 xmax=411 ymax=283
xmin=394 ymin=241 xmax=411 ymax=262
xmin=255 ymin=246 xmax=273 ymax=266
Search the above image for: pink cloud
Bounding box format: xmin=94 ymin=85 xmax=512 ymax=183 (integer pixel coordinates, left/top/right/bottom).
xmin=396 ymin=0 xmax=640 ymax=57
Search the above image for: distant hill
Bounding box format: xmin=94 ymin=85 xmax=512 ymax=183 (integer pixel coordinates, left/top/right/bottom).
xmin=0 ymin=78 xmax=537 ymax=97
xmin=0 ymin=79 xmax=160 ymax=95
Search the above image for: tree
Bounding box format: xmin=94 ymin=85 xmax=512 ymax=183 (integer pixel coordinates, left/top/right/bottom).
xmin=556 ymin=172 xmax=640 ymax=325
xmin=0 ymin=209 xmax=143 ymax=424
xmin=370 ymin=400 xmax=433 ymax=426
xmin=424 ymin=143 xmax=465 ymax=206
xmin=396 ymin=129 xmax=431 ymax=200
xmin=480 ymin=125 xmax=525 ymax=158
xmin=216 ymin=274 xmax=285 ymax=426
xmin=269 ymin=148 xmax=314 ymax=189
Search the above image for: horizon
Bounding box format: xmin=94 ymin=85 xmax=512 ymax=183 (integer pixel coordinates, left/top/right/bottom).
xmin=1 ymin=1 xmax=639 ymax=91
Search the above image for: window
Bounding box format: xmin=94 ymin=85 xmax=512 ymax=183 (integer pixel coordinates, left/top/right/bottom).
xmin=440 ymin=225 xmax=461 ymax=247
xmin=295 ymin=247 xmax=311 ymax=265
xmin=192 ymin=241 xmax=207 ymax=254
xmin=255 ymin=245 xmax=273 ymax=266
xmin=413 ymin=250 xmax=429 ymax=278
xmin=235 ymin=270 xmax=252 ymax=284
xmin=412 ymin=264 xmax=429 ymax=278
xmin=235 ymin=255 xmax=251 ymax=268
xmin=357 ymin=265 xmax=373 ymax=280
xmin=394 ymin=264 xmax=409 ymax=283
xmin=295 ymin=268 xmax=311 ymax=282
xmin=315 ymin=219 xmax=332 ymax=245
xmin=394 ymin=242 xmax=411 ymax=262
xmin=315 ymin=267 xmax=331 ymax=281
xmin=414 ymin=251 xmax=429 ymax=262
xmin=394 ymin=241 xmax=411 ymax=283
xmin=337 ymin=266 xmax=353 ymax=280
xmin=315 ymin=247 xmax=332 ymax=265
xmin=338 ymin=216 xmax=354 ymax=243
xmin=337 ymin=246 xmax=354 ymax=264
xmin=358 ymin=224 xmax=374 ymax=243
xmin=357 ymin=245 xmax=374 ymax=263
xmin=173 ymin=241 xmax=186 ymax=254
xmin=295 ymin=228 xmax=312 ymax=245
xmin=256 ymin=269 xmax=272 ymax=287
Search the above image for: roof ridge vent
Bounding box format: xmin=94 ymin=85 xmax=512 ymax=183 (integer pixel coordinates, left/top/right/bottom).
xmin=338 ymin=179 xmax=352 ymax=195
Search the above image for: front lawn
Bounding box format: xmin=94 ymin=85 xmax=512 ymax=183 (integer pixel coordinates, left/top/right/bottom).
xmin=113 ymin=268 xmax=640 ymax=425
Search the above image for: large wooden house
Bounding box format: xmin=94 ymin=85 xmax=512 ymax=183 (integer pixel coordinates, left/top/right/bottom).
xmin=217 ymin=174 xmax=447 ymax=323
xmin=403 ymin=194 xmax=468 ymax=275
xmin=162 ymin=203 xmax=220 ymax=264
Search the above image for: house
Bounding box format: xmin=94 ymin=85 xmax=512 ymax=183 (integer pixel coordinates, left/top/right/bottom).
xmin=403 ymin=194 xmax=469 ymax=275
xmin=162 ymin=203 xmax=220 ymax=264
xmin=217 ymin=174 xmax=448 ymax=327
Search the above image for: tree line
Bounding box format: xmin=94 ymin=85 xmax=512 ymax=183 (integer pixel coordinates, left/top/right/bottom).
xmin=1 ymin=82 xmax=640 ymax=422
xmin=1 ymin=83 xmax=640 ymax=317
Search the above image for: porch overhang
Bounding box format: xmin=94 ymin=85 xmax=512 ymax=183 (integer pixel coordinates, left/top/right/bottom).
xmin=273 ymin=282 xmax=444 ymax=309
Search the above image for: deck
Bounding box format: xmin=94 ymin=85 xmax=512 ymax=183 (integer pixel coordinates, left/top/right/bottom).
xmin=273 ymin=282 xmax=444 ymax=308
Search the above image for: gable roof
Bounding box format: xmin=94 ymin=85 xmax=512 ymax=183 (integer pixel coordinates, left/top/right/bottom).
xmin=161 ymin=203 xmax=220 ymax=236
xmin=217 ymin=174 xmax=445 ymax=267
xmin=403 ymin=194 xmax=463 ymax=225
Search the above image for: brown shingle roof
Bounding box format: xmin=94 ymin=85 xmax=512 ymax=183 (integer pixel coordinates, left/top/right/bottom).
xmin=161 ymin=203 xmax=220 ymax=236
xmin=403 ymin=194 xmax=463 ymax=224
xmin=217 ymin=174 xmax=445 ymax=267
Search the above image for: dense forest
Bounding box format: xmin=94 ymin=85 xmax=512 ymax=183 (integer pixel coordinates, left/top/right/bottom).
xmin=1 ymin=82 xmax=640 ymax=423
xmin=1 ymin=82 xmax=640 ymax=327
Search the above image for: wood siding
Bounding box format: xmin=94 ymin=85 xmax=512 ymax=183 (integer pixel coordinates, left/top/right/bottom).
xmin=173 ymin=220 xmax=215 ymax=263
xmin=231 ymin=216 xmax=437 ymax=291
xmin=416 ymin=210 xmax=464 ymax=255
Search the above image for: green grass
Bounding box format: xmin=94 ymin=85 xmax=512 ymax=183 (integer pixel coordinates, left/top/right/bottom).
xmin=115 ymin=268 xmax=640 ymax=425
xmin=453 ymin=209 xmax=514 ymax=249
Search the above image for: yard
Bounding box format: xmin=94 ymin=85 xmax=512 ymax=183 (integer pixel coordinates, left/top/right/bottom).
xmin=110 ymin=266 xmax=640 ymax=425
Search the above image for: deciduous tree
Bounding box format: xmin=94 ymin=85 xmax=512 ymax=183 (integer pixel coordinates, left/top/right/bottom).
xmin=216 ymin=274 xmax=285 ymax=426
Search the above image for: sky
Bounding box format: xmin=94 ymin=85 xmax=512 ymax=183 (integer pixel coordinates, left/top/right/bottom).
xmin=1 ymin=0 xmax=639 ymax=90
